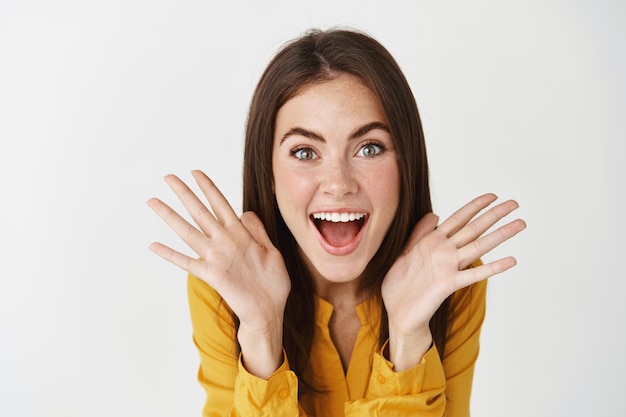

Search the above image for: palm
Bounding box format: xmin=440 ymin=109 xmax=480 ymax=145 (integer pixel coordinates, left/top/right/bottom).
xmin=148 ymin=170 xmax=291 ymax=332
xmin=382 ymin=194 xmax=526 ymax=336
xmin=204 ymin=230 xmax=290 ymax=330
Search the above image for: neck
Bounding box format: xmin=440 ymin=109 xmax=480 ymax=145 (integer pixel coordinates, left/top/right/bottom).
xmin=312 ymin=274 xmax=368 ymax=310
xmin=298 ymin=248 xmax=369 ymax=308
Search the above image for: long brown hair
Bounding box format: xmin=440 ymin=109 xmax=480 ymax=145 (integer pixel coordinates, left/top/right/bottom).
xmin=242 ymin=28 xmax=450 ymax=392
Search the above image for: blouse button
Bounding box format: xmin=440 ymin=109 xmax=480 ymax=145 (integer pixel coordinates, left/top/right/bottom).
xmin=279 ymin=388 xmax=290 ymax=399
xmin=377 ymin=374 xmax=386 ymax=385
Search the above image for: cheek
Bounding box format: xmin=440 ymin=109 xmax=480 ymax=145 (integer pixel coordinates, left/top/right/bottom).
xmin=363 ymin=163 xmax=400 ymax=207
xmin=273 ymin=170 xmax=316 ymax=212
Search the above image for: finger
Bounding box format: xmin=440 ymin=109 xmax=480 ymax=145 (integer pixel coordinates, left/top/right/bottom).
xmin=457 ymin=218 xmax=526 ymax=269
xmin=452 ymin=199 xmax=520 ymax=248
xmin=148 ymin=241 xmax=207 ymax=278
xmin=163 ymin=174 xmax=218 ymax=236
xmin=191 ymin=170 xmax=240 ymax=226
xmin=456 ymin=256 xmax=517 ymax=289
xmin=240 ymin=211 xmax=275 ymax=250
xmin=147 ymin=197 xmax=211 ymax=257
xmin=403 ymin=213 xmax=439 ymax=253
xmin=437 ymin=193 xmax=498 ymax=237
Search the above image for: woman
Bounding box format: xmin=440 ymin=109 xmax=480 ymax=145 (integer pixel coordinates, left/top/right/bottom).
xmin=148 ymin=28 xmax=526 ymax=416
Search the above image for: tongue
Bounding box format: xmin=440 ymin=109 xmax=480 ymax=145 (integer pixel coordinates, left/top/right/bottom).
xmin=318 ymin=221 xmax=360 ymax=247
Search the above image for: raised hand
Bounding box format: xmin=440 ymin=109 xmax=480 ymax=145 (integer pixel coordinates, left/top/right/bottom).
xmin=148 ymin=170 xmax=290 ymax=377
xmin=381 ymin=194 xmax=526 ymax=370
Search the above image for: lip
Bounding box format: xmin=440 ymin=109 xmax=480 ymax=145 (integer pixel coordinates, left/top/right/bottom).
xmin=309 ymin=209 xmax=369 ymax=256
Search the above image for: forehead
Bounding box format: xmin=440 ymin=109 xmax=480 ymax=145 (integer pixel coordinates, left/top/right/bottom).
xmin=275 ymin=74 xmax=387 ymax=128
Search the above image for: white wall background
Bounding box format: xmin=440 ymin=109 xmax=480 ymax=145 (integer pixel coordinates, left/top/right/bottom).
xmin=1 ymin=0 xmax=624 ymax=415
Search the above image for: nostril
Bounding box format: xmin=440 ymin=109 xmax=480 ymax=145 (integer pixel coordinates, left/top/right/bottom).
xmin=321 ymin=168 xmax=358 ymax=196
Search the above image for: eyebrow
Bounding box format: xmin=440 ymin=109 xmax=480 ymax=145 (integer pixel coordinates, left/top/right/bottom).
xmin=279 ymin=121 xmax=390 ymax=145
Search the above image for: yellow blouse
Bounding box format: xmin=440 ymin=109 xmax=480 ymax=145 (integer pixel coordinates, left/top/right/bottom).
xmin=187 ymin=275 xmax=486 ymax=417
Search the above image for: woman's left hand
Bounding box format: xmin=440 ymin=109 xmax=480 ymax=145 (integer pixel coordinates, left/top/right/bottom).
xmin=381 ymin=193 xmax=526 ymax=370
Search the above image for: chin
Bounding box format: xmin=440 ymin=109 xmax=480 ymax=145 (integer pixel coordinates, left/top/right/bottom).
xmin=303 ymin=251 xmax=371 ymax=286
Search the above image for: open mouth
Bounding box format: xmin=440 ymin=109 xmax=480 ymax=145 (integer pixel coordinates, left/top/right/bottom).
xmin=311 ymin=212 xmax=368 ymax=248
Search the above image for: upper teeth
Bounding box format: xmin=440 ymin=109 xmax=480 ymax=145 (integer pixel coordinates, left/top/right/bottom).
xmin=312 ymin=212 xmax=366 ymax=223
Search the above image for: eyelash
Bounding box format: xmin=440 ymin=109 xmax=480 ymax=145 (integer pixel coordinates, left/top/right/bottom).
xmin=356 ymin=141 xmax=386 ymax=157
xmin=289 ymin=141 xmax=387 ymax=161
xmin=291 ymin=146 xmax=318 ymax=161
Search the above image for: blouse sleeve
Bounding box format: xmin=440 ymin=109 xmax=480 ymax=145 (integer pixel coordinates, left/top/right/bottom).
xmin=345 ymin=277 xmax=487 ymax=417
xmin=187 ymin=274 xmax=307 ymax=417
xmin=441 ymin=279 xmax=487 ymax=417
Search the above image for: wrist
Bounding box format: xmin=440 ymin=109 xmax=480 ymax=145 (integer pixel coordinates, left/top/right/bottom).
xmin=237 ymin=322 xmax=284 ymax=379
xmin=387 ymin=324 xmax=433 ymax=372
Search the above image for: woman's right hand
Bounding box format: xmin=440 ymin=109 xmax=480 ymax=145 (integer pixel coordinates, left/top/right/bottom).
xmin=148 ymin=170 xmax=291 ymax=378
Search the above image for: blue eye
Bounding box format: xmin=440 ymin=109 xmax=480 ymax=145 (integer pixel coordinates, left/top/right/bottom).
xmin=293 ymin=147 xmax=317 ymax=160
xmin=357 ymin=143 xmax=383 ymax=157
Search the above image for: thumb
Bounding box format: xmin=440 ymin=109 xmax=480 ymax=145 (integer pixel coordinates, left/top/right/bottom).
xmin=404 ymin=212 xmax=439 ymax=252
xmin=240 ymin=211 xmax=274 ymax=250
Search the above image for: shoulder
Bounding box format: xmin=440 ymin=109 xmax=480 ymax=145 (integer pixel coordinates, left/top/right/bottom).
xmin=445 ymin=260 xmax=487 ymax=355
xmin=187 ymin=274 xmax=236 ymax=329
xmin=451 ymin=259 xmax=487 ymax=312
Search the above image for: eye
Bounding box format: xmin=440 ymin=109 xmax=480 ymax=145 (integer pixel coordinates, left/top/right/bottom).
xmin=292 ymin=147 xmax=318 ymax=161
xmin=357 ymin=143 xmax=384 ymax=157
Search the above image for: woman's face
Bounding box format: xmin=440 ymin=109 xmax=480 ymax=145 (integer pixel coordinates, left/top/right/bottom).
xmin=272 ymin=74 xmax=400 ymax=288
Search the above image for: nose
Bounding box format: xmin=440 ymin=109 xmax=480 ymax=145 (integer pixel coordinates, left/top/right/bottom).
xmin=320 ymin=160 xmax=358 ymax=197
